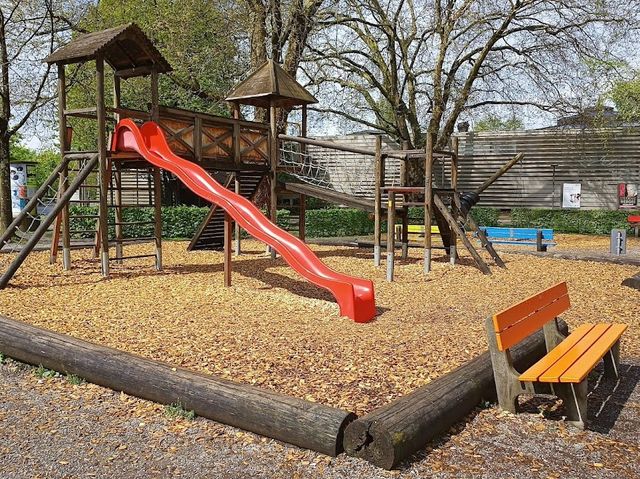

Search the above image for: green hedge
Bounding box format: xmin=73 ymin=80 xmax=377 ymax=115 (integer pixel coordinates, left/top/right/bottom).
xmin=69 ymin=206 xmax=308 ymax=239
xmin=69 ymin=205 xmax=640 ymax=240
xmin=305 ymin=209 xmax=374 ymax=237
xmin=510 ymin=208 xmax=640 ymax=235
xmin=408 ymin=206 xmax=500 ymax=227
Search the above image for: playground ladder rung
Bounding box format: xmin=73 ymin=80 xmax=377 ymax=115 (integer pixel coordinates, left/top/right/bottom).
xmin=69 ymin=199 xmax=101 ymax=204
xmin=108 ymin=187 xmax=154 ymax=192
xmin=110 ymin=254 xmax=156 ymax=261
xmin=115 ymin=237 xmax=156 ymax=243
xmin=117 ymin=204 xmax=153 ymax=208
xmin=111 ymin=221 xmax=155 ymax=226
xmin=70 ymin=214 xmax=100 ymax=219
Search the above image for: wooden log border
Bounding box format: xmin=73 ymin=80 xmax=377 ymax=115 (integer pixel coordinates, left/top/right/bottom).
xmin=0 ymin=315 xmax=354 ymax=457
xmin=0 ymin=313 xmax=568 ymax=469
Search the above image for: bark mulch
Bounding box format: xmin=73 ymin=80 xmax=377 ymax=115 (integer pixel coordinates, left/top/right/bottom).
xmin=0 ymin=238 xmax=638 ymax=417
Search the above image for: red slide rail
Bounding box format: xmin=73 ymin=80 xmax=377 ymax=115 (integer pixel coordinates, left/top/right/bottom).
xmin=112 ymin=119 xmax=376 ymax=323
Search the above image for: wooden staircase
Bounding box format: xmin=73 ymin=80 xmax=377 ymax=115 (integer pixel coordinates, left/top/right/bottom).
xmin=188 ymin=171 xmax=265 ymax=250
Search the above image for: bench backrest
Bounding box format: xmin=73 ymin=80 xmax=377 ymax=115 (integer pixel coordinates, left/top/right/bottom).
xmin=491 ymin=282 xmax=570 ymax=351
xmin=481 ymin=227 xmax=554 ymax=240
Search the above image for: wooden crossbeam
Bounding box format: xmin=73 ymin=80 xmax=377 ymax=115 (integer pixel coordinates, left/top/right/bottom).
xmin=433 ymin=193 xmax=491 ymax=275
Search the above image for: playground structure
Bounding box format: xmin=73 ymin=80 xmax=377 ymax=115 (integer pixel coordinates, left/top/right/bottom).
xmin=0 ymin=23 xmax=524 ymax=313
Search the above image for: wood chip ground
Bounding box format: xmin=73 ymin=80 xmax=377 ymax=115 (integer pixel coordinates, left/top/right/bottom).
xmin=0 ymin=235 xmax=638 ymax=416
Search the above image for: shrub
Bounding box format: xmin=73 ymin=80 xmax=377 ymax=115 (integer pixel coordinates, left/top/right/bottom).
xmin=510 ymin=208 xmax=640 ymax=235
xmin=304 ymin=208 xmax=375 ymax=237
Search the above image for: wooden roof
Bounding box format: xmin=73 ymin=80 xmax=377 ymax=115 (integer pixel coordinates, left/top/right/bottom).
xmin=226 ymin=60 xmax=317 ymax=108
xmin=44 ymin=23 xmax=171 ymax=78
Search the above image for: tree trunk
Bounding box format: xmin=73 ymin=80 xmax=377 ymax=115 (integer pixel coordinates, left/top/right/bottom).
xmin=0 ymin=135 xmax=11 ymax=230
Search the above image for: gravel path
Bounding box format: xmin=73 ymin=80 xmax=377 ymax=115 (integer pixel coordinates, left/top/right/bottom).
xmin=1 ymin=357 xmax=638 ymax=478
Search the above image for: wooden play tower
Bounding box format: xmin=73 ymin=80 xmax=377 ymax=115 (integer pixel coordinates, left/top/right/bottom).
xmin=0 ymin=24 xmax=319 ymax=287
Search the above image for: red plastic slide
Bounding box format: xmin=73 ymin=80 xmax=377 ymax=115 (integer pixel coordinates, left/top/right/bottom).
xmin=112 ymin=119 xmax=376 ymax=323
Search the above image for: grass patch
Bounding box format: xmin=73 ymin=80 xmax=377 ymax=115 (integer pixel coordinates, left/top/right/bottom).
xmin=66 ymin=374 xmax=85 ymax=386
xmin=164 ymin=402 xmax=195 ymax=421
xmin=34 ymin=365 xmax=58 ymax=379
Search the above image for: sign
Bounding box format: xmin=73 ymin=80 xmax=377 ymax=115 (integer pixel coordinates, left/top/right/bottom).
xmin=562 ymin=183 xmax=581 ymax=208
xmin=618 ymin=183 xmax=638 ymax=208
xmin=10 ymin=163 xmax=28 ymax=214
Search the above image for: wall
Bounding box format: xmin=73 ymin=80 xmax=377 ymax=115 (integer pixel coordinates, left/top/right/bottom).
xmin=450 ymin=127 xmax=640 ymax=210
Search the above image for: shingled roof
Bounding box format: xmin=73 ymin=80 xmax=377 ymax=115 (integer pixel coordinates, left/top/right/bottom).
xmin=226 ymin=60 xmax=317 ymax=109
xmin=44 ymin=23 xmax=171 ymax=78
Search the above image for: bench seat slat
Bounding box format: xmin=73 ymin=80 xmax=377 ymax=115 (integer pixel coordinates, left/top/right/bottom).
xmin=519 ymin=324 xmax=595 ymax=382
xmin=558 ymin=324 xmax=628 ymax=383
xmin=537 ymin=324 xmax=612 ymax=383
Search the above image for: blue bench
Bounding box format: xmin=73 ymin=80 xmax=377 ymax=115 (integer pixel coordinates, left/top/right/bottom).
xmin=478 ymin=227 xmax=556 ymax=252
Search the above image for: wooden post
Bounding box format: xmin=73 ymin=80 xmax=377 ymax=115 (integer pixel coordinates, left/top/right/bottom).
xmin=232 ymin=104 xmax=242 ymax=256
xmin=269 ymin=104 xmax=278 ymax=259
xmin=150 ymin=68 xmax=163 ymax=270
xmin=424 ymin=134 xmax=434 ymax=274
xmin=299 ymin=193 xmax=306 ymax=241
xmin=400 ymin=140 xmax=409 ymax=260
xmin=113 ymin=160 xmax=123 ymax=262
xmin=386 ymin=191 xmax=396 ymax=282
xmin=373 ymin=136 xmax=383 ymax=266
xmin=112 ymin=76 xmax=123 ymax=263
xmin=150 ymin=67 xmax=159 ymax=122
xmin=300 ymin=105 xmax=308 ymax=243
xmin=224 ymin=212 xmax=232 ymax=287
xmin=153 ymin=167 xmax=163 ymax=270
xmin=449 ymin=136 xmax=459 ymax=265
xmin=96 ymin=57 xmax=110 ymax=276
xmin=57 ymin=63 xmax=71 ymax=270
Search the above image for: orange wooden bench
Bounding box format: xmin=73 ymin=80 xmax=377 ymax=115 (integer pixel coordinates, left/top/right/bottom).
xmin=485 ymin=282 xmax=627 ymax=428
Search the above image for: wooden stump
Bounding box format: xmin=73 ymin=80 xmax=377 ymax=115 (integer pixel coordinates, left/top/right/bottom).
xmin=0 ymin=315 xmax=354 ymax=456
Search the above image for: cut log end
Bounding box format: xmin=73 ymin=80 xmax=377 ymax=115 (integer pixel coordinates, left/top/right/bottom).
xmin=344 ymin=420 xmax=395 ymax=470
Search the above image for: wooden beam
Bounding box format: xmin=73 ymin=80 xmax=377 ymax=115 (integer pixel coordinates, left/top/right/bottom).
xmin=57 ymin=63 xmax=71 ymax=269
xmin=153 ymin=166 xmax=163 ymax=271
xmin=449 ymin=137 xmax=459 ymax=265
xmin=424 ymin=134 xmax=433 ymax=274
xmin=299 ymin=193 xmax=306 ymax=241
xmin=433 ymin=193 xmax=491 ymax=275
xmin=386 ymin=192 xmax=396 ymax=281
xmin=269 ymin=105 xmax=278 ymax=259
xmin=475 ymin=153 xmax=524 ymax=195
xmin=224 ymin=212 xmax=232 ymax=286
xmin=96 ymin=56 xmax=110 ymax=276
xmin=374 ymin=136 xmax=383 ymax=267
xmin=0 ymin=314 xmax=354 ymax=457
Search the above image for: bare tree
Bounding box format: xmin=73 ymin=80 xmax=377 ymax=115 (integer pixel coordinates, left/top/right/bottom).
xmin=305 ymin=0 xmax=638 ymax=182
xmin=0 ymin=0 xmax=86 ymax=229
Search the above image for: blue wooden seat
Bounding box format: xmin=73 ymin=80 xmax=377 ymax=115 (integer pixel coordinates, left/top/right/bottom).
xmin=478 ymin=227 xmax=556 ymax=252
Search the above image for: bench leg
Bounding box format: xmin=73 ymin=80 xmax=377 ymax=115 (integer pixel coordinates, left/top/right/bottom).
xmin=485 ymin=317 xmax=535 ymax=413
xmin=554 ymin=380 xmax=588 ymax=429
xmin=603 ymin=340 xmax=621 ymax=379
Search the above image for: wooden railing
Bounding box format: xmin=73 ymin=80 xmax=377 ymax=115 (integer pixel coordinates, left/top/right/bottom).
xmin=115 ymin=105 xmax=271 ymax=170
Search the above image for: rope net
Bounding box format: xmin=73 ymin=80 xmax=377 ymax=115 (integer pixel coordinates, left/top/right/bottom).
xmin=279 ymin=141 xmax=401 ymax=200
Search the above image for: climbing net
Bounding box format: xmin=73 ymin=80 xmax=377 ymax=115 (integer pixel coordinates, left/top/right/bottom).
xmin=279 ymin=141 xmax=400 ymax=199
xmin=0 ymin=181 xmax=59 ymax=270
